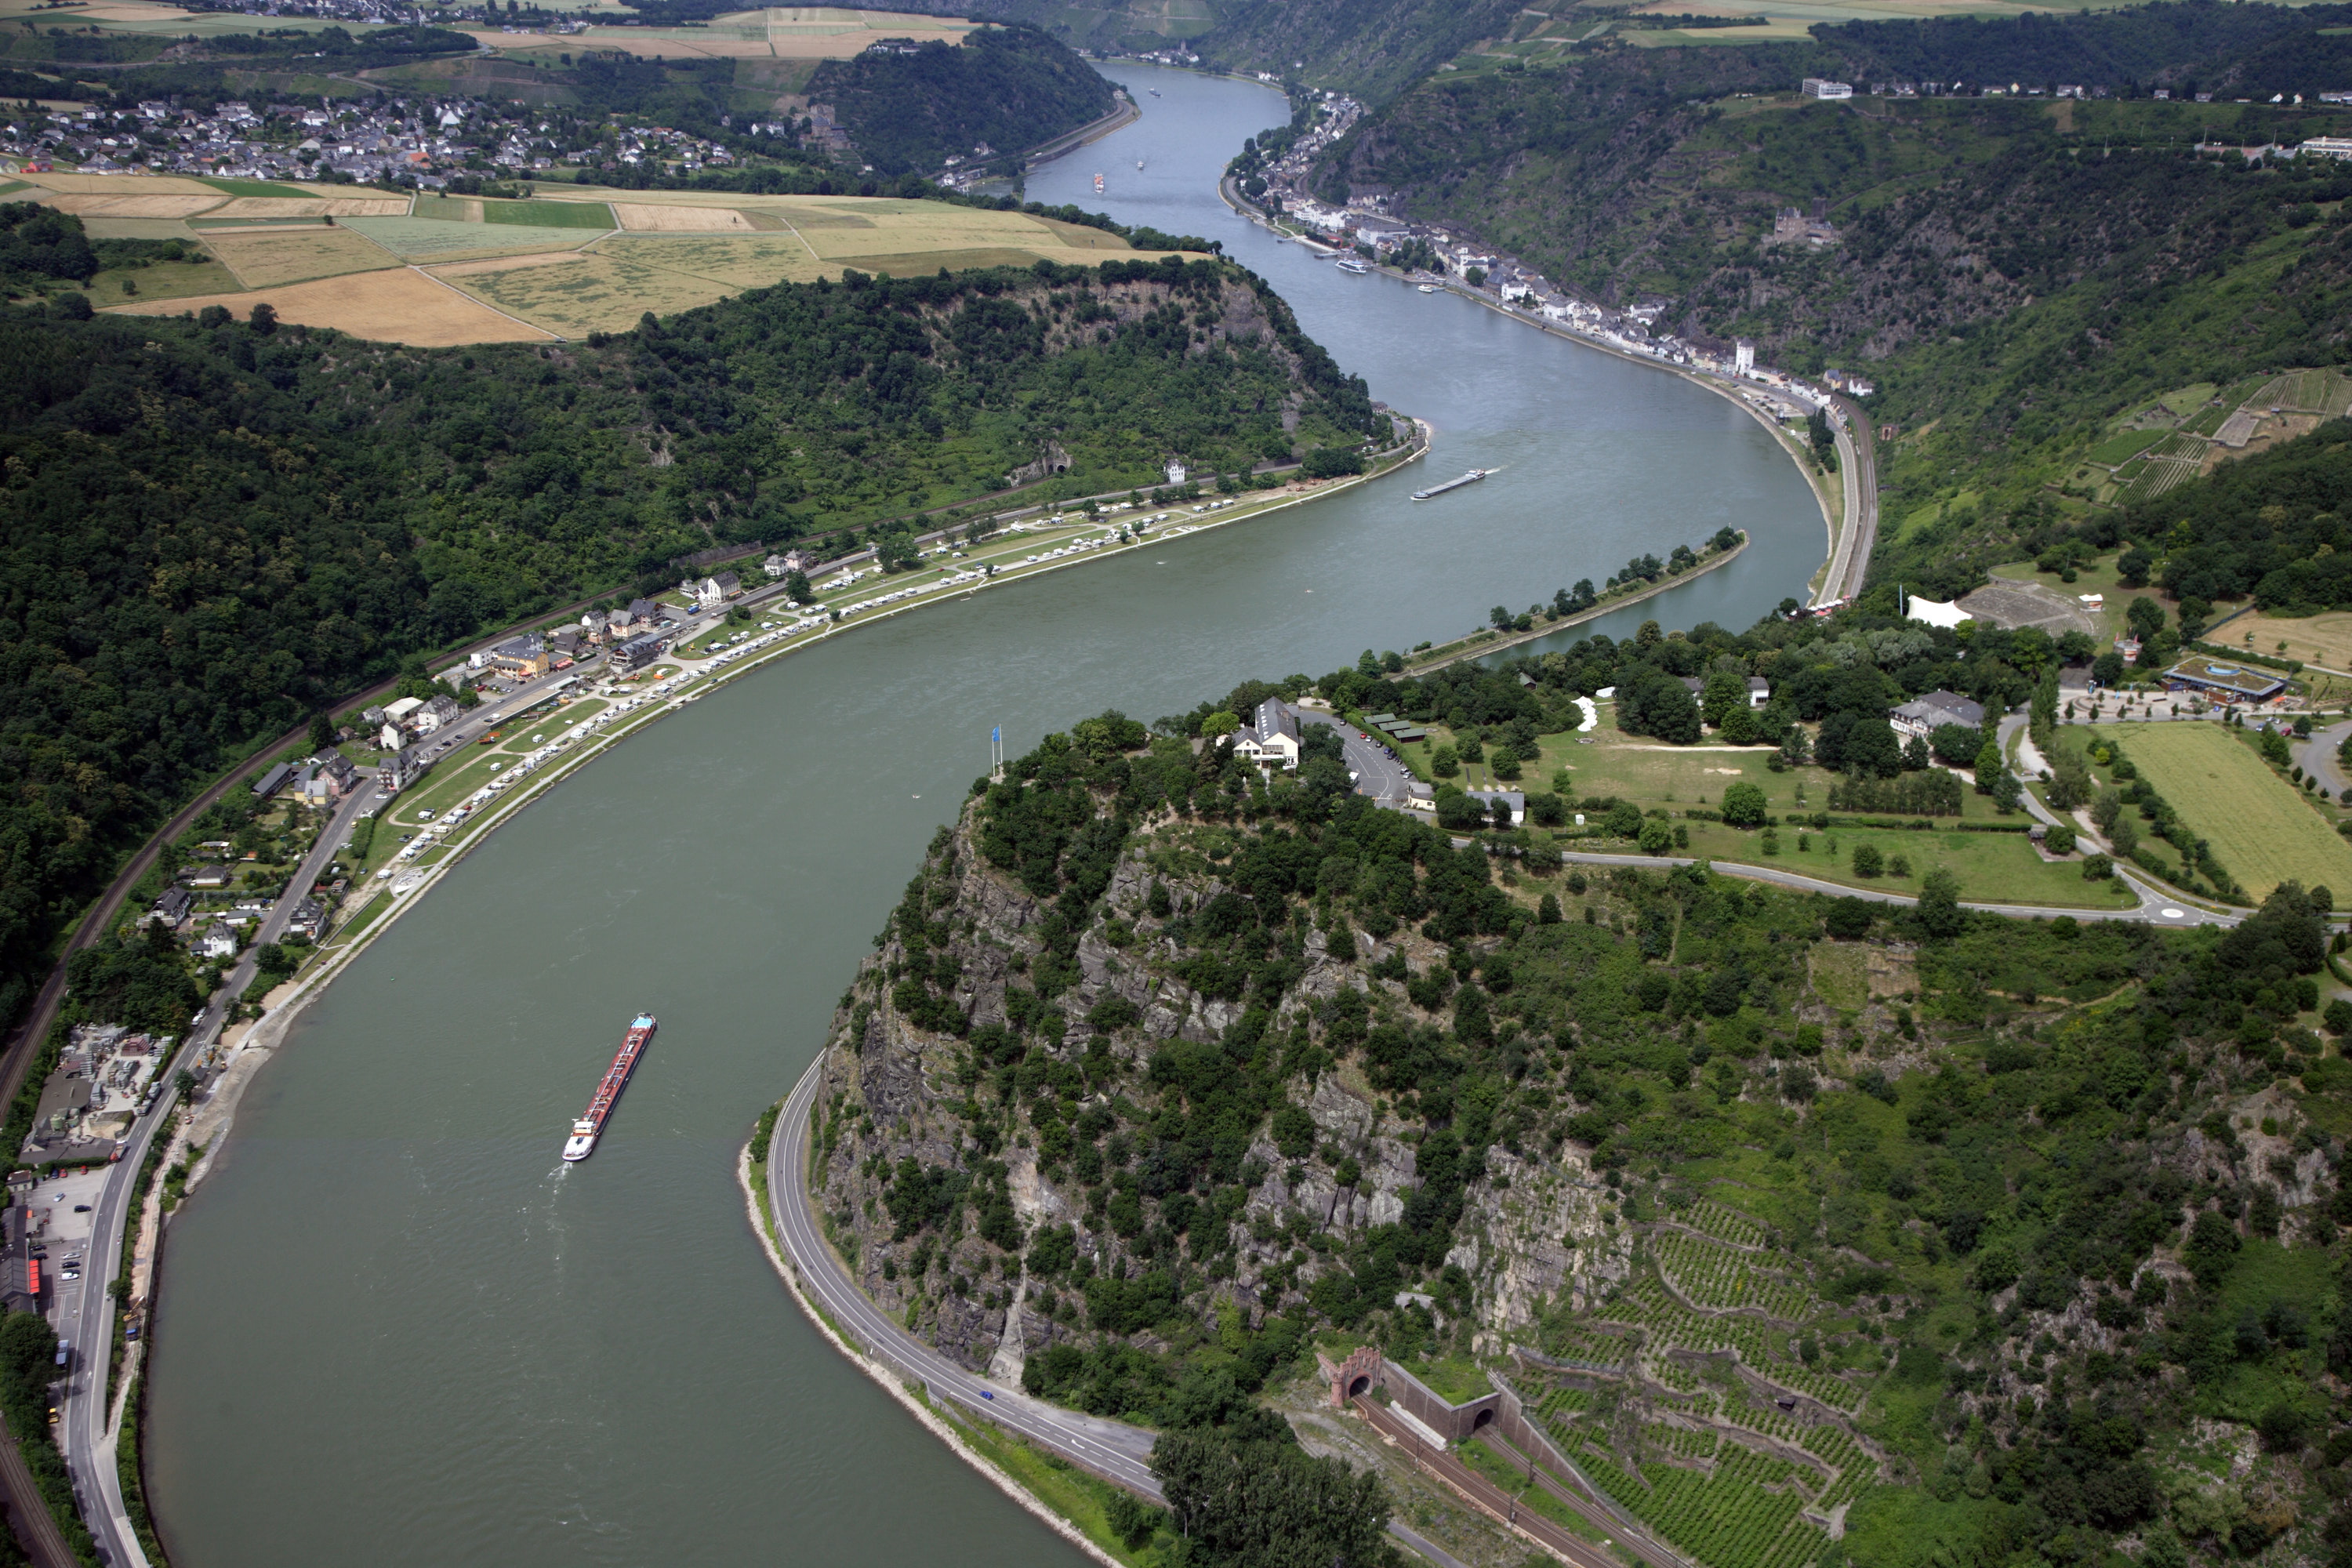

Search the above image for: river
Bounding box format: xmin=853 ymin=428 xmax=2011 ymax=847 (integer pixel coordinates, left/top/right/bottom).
xmin=143 ymin=64 xmax=1823 ymax=1568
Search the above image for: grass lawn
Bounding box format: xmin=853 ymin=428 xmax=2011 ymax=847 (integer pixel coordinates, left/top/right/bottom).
xmin=1678 ymin=821 xmax=2137 ymax=909
xmin=929 ymin=1399 xmax=1168 ymax=1566
xmin=1403 ymin=1354 xmax=1492 ymax=1406
xmin=2224 ymin=608 xmax=2352 ymax=673
xmin=2103 ymin=721 xmax=2352 ymax=899
xmin=382 ymin=747 xmax=510 ymax=825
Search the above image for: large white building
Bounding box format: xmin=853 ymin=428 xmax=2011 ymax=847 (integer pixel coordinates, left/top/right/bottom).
xmin=1803 ymin=78 xmax=1854 ymax=100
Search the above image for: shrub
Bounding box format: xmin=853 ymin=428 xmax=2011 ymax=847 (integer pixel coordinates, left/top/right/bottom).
xmin=2043 ymin=822 xmax=2076 ymax=856
xmin=1851 ymin=844 xmax=1884 ymax=877
xmin=2082 ymin=853 xmax=2114 ymax=880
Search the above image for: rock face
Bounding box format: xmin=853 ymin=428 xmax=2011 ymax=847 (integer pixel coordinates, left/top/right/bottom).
xmin=801 ymin=784 xmax=1632 ymax=1376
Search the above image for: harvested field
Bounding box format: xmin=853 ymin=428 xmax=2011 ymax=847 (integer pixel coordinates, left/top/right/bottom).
xmin=204 ymin=227 xmax=398 ymax=289
xmin=612 ymin=202 xmax=760 ymax=233
xmin=339 ymin=216 xmax=604 ymax=260
xmin=2106 ymin=722 xmax=2352 ymax=902
xmin=107 ymin=269 xmax=557 ymax=346
xmin=209 ymin=196 xmax=410 ymax=219
xmin=17 ymin=172 xmax=221 ymax=195
xmin=2228 ymin=610 xmax=2352 ymax=673
xmin=47 ymin=194 xmax=223 ymax=218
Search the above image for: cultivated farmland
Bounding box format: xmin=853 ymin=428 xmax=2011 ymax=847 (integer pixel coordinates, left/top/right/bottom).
xmin=205 ymin=227 xmax=400 ymax=289
xmin=2104 ymin=722 xmax=2352 ymax=900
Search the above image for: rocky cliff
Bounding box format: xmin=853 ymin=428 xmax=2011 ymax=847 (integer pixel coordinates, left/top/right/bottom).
xmin=804 ymin=715 xmax=1647 ymax=1395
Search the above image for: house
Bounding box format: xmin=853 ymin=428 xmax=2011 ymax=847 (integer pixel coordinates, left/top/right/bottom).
xmin=251 ymin=762 xmax=293 ymax=800
xmin=1888 ymin=689 xmax=1986 ymax=739
xmin=1465 ymin=789 xmax=1526 ymax=826
xmin=382 ymin=744 xmax=433 ymax=794
xmin=2161 ymin=657 xmax=2288 ymax=703
xmin=1232 ymin=700 xmax=1301 ymax=771
xmin=611 ymin=632 xmax=670 ymax=673
xmin=1734 ymin=340 xmax=1756 ymax=376
xmin=692 ymin=572 xmax=741 ymax=611
xmin=198 ymin=923 xmax=240 ymax=960
xmin=549 ymin=627 xmax=583 ymax=660
xmin=150 ymin=887 xmax=194 ymax=927
xmin=486 ymin=634 xmax=550 ymax=679
xmin=284 ymin=898 xmax=325 ymax=941
xmin=626 ymin=597 xmax=661 ymax=628
xmin=379 ymin=721 xmax=405 ymax=753
xmin=360 ymin=706 xmax=388 ymax=729
xmin=180 ymin=866 xmax=232 ymax=890
xmin=1746 ymin=677 xmax=1771 ymax=709
xmin=318 ymin=753 xmax=356 ymax=795
xmin=413 ymin=695 xmax=463 ymax=735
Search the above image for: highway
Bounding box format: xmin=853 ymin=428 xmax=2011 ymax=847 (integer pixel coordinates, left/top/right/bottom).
xmin=1809 ymin=396 xmax=1877 ymax=609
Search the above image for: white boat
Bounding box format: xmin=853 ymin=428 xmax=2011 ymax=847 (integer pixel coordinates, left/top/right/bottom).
xmin=1417 ymin=283 xmax=1438 ymax=293
xmin=1336 ymin=258 xmax=1370 ymax=274
xmin=1137 ymin=159 xmax=1145 ymax=169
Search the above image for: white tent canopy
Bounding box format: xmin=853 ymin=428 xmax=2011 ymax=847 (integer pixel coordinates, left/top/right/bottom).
xmin=1905 ymin=595 xmax=1973 ymax=630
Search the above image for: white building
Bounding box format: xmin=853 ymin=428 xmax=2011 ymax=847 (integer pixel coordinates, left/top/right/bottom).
xmin=1802 ymin=78 xmax=1854 ymax=100
xmin=1165 ymin=459 xmax=1188 ymax=485
xmin=1232 ymin=699 xmax=1300 ymax=771
xmin=1734 ymin=339 xmax=1756 ymax=376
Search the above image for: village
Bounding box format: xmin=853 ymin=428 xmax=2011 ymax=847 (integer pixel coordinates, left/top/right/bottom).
xmin=5 ymin=93 xmax=745 ymax=183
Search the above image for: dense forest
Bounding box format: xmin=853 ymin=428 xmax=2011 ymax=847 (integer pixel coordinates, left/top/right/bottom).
xmin=818 ymin=670 xmax=2350 ymax=1568
xmin=1307 ymin=8 xmax=2352 ymax=599
xmin=0 ymin=249 xmax=1377 ymax=1036
xmin=809 ymin=25 xmax=1116 ymax=176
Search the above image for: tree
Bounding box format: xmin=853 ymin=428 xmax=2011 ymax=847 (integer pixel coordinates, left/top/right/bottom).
xmin=249 ymin=301 xmax=278 ymax=335
xmin=1431 ymin=745 xmax=1461 ymax=779
xmin=1200 ymin=710 xmax=1240 ymax=739
xmin=308 ymin=712 xmax=336 ymax=750
xmin=1839 ymin=717 xmax=1903 ymax=779
xmin=2044 ymin=822 xmax=2077 ymax=855
xmin=1917 ymin=867 xmax=1963 ymax=939
xmin=1900 ymin=736 xmax=1930 ymax=771
xmin=1720 ymin=706 xmax=1759 ymax=745
xmin=1638 ymin=818 xmax=1674 ymax=855
xmin=1152 ymin=1427 xmax=1402 ymax=1568
xmin=2126 ymin=596 xmax=2166 ymax=643
xmin=1700 ymin=669 xmax=1747 ymax=727
xmin=1720 ymin=781 xmax=1768 ymax=827
xmin=1852 ymin=844 xmax=1883 ymax=877
xmin=785 ymin=569 xmax=815 ymax=604
xmin=2184 ymin=1209 xmax=2241 ymax=1288
xmin=2092 ymin=650 xmax=2125 ymax=686
xmin=2118 ymin=546 xmax=2154 ymax=586
xmin=2049 ymin=753 xmax=2092 ymax=811
xmin=1604 ymin=800 xmax=1642 ymax=837
xmin=1929 ymin=723 xmax=1982 ymax=765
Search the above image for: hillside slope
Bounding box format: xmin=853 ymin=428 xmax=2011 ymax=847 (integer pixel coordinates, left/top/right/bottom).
xmin=1308 ymin=10 xmax=2352 ymax=597
xmin=806 ymin=704 xmax=2351 ymax=1568
xmin=0 ymin=252 xmax=1377 ymax=1036
xmin=809 ymin=25 xmax=1117 ymax=176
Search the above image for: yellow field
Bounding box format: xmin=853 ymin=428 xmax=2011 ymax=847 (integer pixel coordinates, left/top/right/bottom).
xmin=204 ymin=227 xmax=400 ymax=289
xmin=209 ymin=197 xmax=410 ymax=219
xmin=107 ymin=269 xmax=557 ymax=346
xmin=2224 ymin=611 xmax=2352 ymax=674
xmin=612 ymin=202 xmax=764 ymax=233
xmin=2107 ymin=722 xmax=2352 ymax=900
xmin=444 ymin=249 xmax=754 ymax=338
xmin=12 ymin=172 xmax=222 ymax=196
xmin=48 ymin=194 xmax=222 ymax=218
xmin=426 ymin=251 xmax=593 ymax=279
xmin=471 ymin=4 xmax=976 ymax=57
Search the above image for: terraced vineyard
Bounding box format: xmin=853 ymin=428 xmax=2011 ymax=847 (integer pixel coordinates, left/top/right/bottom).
xmin=1568 ymin=1427 xmax=1829 ymax=1568
xmin=1599 ymin=1277 xmax=1863 ymax=1412
xmin=1654 ymin=1232 xmax=1812 ymax=1318
xmin=1679 ymin=1198 xmax=1771 ymax=1249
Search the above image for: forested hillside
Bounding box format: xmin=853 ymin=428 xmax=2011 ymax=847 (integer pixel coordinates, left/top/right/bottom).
xmin=1308 ymin=8 xmax=2352 ymax=599
xmin=816 ymin=673 xmax=2352 ymax=1568
xmin=809 ymin=26 xmax=1117 ymax=176
xmin=0 ymin=251 xmax=1378 ymax=1034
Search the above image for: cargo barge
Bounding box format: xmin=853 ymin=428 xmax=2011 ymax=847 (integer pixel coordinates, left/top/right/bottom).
xmin=1411 ymin=470 xmax=1490 ymax=501
xmin=562 ymin=1014 xmax=656 ymax=1161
